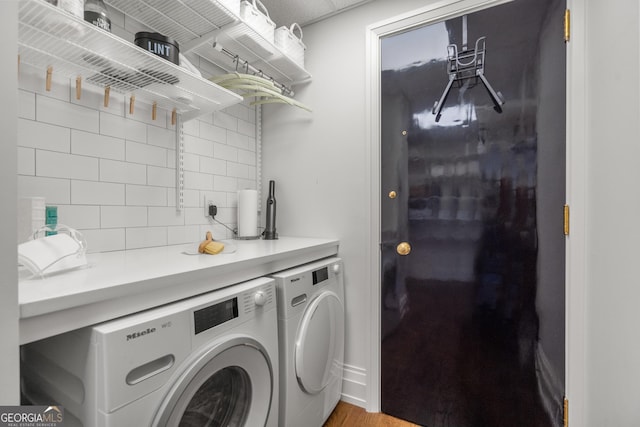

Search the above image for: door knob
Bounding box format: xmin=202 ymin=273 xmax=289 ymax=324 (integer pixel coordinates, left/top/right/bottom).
xmin=396 ymin=242 xmax=411 ymax=256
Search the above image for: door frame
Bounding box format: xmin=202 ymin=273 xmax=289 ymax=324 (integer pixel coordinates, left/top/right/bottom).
xmin=364 ymin=1 xmax=586 ymax=424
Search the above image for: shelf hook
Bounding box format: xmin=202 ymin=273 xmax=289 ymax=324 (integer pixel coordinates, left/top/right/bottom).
xmin=129 ymin=95 xmax=135 ymax=115
xmin=104 ymin=86 xmax=110 ymax=107
xmin=152 ymin=102 xmax=157 ymax=121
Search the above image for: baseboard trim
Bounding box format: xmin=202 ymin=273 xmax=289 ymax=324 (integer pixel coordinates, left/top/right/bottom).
xmin=341 ymin=363 xmax=367 ymax=408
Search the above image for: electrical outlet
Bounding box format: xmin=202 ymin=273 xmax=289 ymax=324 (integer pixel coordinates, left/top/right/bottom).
xmin=204 ymin=196 xmax=215 ymax=218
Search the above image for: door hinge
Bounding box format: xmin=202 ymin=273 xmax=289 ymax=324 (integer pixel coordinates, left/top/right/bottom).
xmin=564 ymin=9 xmax=571 ymax=42
xmin=563 ymin=396 xmax=569 ymax=427
xmin=563 ymin=204 xmax=570 ymax=236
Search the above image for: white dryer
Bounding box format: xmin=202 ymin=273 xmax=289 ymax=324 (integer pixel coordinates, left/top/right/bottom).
xmin=270 ymin=257 xmax=345 ymax=427
xmin=21 ymin=277 xmax=279 ymax=427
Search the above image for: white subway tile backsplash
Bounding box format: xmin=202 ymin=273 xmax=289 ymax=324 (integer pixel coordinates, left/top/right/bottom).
xmin=247 ymin=167 xmax=256 ymax=181
xmin=126 ymin=184 xmax=167 ymax=206
xmin=18 ymin=119 xmax=71 ymax=153
xmin=200 ymin=157 xmax=226 ymax=175
xmin=147 ymin=166 xmax=176 ymax=188
xmin=148 ymin=207 xmax=184 ymax=227
xmin=83 ymin=228 xmax=126 ymax=253
xmin=214 ymin=111 xmax=238 ymax=131
xmin=185 ymin=207 xmax=210 ymax=226
xmin=226 ymin=131 xmax=249 ymax=150
xmin=227 ymin=162 xmax=249 ymax=179
xmin=72 ymin=130 xmax=125 ymax=160
xmin=237 ymin=178 xmax=255 ymax=190
xmin=37 ymin=95 xmax=99 ymax=133
xmin=238 ymin=149 xmax=257 ymax=166
xmin=225 ymin=103 xmax=251 ymax=123
xmin=237 ymin=119 xmax=256 ymax=138
xmin=37 ymin=151 xmax=99 ymax=181
xmin=168 ymin=225 xmax=201 ymax=245
xmin=16 ymin=72 xmax=256 ymax=252
xmin=18 ymin=176 xmax=70 ymax=205
xmin=100 ymin=159 xmax=146 ymax=185
xmin=183 ymin=120 xmax=199 ymax=137
xmin=19 ymin=90 xmax=36 ymax=120
xmin=100 ymin=112 xmax=147 ymax=143
xmin=72 ymin=181 xmax=125 ymax=205
xmin=183 ymin=153 xmax=200 ymax=172
xmin=101 ymin=206 xmax=147 ymax=228
xmin=184 ymin=171 xmax=214 ymax=191
xmin=57 ymin=205 xmax=101 ymax=230
xmin=18 ymin=147 xmax=35 ymax=176
xmin=126 ymin=227 xmax=167 ymax=249
xmin=147 ymin=125 xmax=175 ymax=149
xmin=183 ymin=190 xmax=201 ymax=208
xmin=199 ymin=122 xmax=226 ymax=143
xmin=247 ymin=137 xmax=256 ymax=152
xmin=126 ymin=141 xmax=167 ymax=167
xmin=213 ymin=143 xmax=238 ymax=162
xmin=184 ymin=134 xmax=214 ymax=157
xmin=168 ymin=150 xmax=176 ymax=169
xmin=213 ymin=175 xmax=237 ymax=192
xmin=168 ymin=188 xmax=176 ymax=208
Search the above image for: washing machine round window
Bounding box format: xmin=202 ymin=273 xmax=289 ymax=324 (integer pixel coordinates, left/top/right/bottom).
xmin=294 ymin=291 xmax=345 ymax=394
xmin=154 ymin=337 xmax=273 ymax=427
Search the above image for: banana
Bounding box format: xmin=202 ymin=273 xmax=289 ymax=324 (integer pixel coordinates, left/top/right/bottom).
xmin=203 ymin=241 xmax=225 ymax=255
xmin=198 ymin=231 xmax=225 ymax=255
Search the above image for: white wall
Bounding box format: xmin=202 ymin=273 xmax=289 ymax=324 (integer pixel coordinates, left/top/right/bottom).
xmin=261 ymin=0 xmax=437 ymax=406
xmin=0 ymin=0 xmax=20 ymax=405
xmin=585 ymin=0 xmax=640 ymax=425
xmin=16 ymin=6 xmax=258 ymax=252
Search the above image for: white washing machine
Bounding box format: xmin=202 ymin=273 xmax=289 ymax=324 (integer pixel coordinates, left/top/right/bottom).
xmin=270 ymin=257 xmax=345 ymax=427
xmin=21 ymin=277 xmax=279 ymax=427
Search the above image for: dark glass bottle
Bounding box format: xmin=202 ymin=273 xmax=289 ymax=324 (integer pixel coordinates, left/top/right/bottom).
xmin=84 ymin=0 xmax=111 ymax=32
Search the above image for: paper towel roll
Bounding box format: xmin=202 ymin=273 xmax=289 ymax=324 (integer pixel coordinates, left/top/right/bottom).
xmin=237 ymin=189 xmax=258 ymax=238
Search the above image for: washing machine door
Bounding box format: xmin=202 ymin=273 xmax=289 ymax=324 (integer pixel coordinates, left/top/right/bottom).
xmin=154 ymin=336 xmax=273 ymax=427
xmin=295 ymin=290 xmax=345 ymax=394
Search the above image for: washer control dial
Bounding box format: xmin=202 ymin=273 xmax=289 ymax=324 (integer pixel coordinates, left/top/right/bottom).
xmin=332 ymin=263 xmax=341 ymax=275
xmin=254 ymin=291 xmax=267 ymax=306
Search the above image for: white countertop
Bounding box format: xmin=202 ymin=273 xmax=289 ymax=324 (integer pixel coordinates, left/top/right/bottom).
xmin=19 ymin=236 xmax=339 ymax=344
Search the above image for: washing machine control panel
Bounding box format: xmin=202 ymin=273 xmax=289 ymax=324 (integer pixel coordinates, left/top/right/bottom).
xmin=194 ymin=297 xmax=239 ymax=335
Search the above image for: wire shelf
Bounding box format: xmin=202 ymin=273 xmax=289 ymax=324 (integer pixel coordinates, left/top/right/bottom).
xmin=105 ymin=0 xmax=311 ymax=84
xmin=19 ymin=0 xmax=242 ymax=120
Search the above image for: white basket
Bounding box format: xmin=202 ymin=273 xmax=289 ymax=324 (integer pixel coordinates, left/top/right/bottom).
xmin=275 ymin=23 xmax=305 ymax=67
xmin=240 ymin=0 xmax=275 ymax=44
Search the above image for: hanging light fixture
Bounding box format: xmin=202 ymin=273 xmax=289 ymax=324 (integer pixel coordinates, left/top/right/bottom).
xmin=432 ymin=15 xmax=505 ymax=122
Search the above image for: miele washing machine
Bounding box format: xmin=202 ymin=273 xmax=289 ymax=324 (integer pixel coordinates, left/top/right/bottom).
xmin=21 ymin=277 xmax=279 ymax=427
xmin=270 ymin=257 xmax=345 ymax=427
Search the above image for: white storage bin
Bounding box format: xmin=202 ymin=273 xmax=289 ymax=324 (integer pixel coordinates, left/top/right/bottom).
xmin=275 ymin=23 xmax=306 ymax=67
xmin=240 ymin=0 xmax=275 ymax=43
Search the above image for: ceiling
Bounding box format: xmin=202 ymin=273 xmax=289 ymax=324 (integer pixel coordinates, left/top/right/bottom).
xmin=258 ymin=0 xmax=374 ymax=27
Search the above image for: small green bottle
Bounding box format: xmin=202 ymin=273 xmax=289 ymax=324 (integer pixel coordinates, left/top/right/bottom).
xmin=45 ymin=206 xmax=58 ymax=236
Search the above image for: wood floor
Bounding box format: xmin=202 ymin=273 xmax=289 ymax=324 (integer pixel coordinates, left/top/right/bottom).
xmin=324 ymin=401 xmax=419 ymax=427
